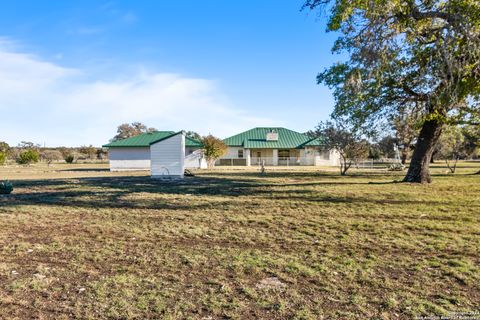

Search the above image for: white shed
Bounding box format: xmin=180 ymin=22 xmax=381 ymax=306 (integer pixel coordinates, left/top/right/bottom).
xmin=150 ymin=132 xmax=185 ymax=178
xmin=106 ymin=147 xmax=150 ymax=171
xmin=103 ymin=131 xmax=204 ymax=172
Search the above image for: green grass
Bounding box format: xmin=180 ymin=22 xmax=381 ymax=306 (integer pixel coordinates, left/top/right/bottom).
xmin=0 ymin=162 xmax=479 ymax=319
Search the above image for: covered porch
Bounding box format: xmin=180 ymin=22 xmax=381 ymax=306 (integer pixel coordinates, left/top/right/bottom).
xmin=247 ymin=148 xmax=307 ymax=166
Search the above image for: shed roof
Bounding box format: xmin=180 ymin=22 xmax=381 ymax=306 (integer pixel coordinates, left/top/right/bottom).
xmin=103 ymin=131 xmax=202 ymax=148
xmin=223 ymin=127 xmax=324 ymax=149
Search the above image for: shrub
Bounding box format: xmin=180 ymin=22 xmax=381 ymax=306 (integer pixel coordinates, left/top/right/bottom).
xmin=64 ymin=154 xmax=75 ymax=163
xmin=0 ymin=152 xmax=5 ymax=166
xmin=17 ymin=149 xmax=40 ymax=165
xmin=387 ymin=163 xmax=405 ymax=171
xmin=0 ymin=180 xmax=13 ymax=194
xmin=42 ymin=150 xmax=63 ymax=165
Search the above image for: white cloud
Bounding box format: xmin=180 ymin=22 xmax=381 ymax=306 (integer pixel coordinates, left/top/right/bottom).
xmin=0 ymin=42 xmax=278 ymax=147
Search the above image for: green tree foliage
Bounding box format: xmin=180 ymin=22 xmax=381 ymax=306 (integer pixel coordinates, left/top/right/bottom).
xmin=112 ymin=122 xmax=157 ymax=141
xmin=17 ymin=149 xmax=40 ymax=165
xmin=312 ymin=121 xmax=370 ymax=175
xmin=0 ymin=141 xmax=10 ymax=154
xmin=0 ymin=152 xmax=6 ymax=166
xmin=305 ymin=0 xmax=480 ymax=183
xmin=376 ymin=135 xmax=399 ymax=159
xmin=392 ymin=108 xmax=421 ymax=164
xmin=462 ymin=124 xmax=480 ymax=159
xmin=64 ymin=154 xmax=75 ymax=164
xmin=201 ymin=135 xmax=227 ymax=168
xmin=185 ymin=131 xmax=202 ymax=141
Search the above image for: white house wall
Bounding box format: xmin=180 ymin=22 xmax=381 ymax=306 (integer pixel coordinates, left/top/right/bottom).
xmin=184 ymin=149 xmax=207 ymax=169
xmin=151 ymin=134 xmax=185 ymax=178
xmin=220 ymin=147 xmax=244 ymax=159
xmin=219 ymin=146 xmax=341 ymax=167
xmin=108 ymin=148 xmax=150 ymax=171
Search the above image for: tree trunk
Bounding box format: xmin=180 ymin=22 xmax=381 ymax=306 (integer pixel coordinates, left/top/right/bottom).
xmin=403 ymin=119 xmax=443 ymax=183
xmin=401 ymin=151 xmax=408 ymax=165
xmin=339 ymin=157 xmax=351 ymax=176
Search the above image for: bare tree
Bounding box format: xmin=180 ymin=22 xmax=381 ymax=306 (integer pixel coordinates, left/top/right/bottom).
xmin=312 ymin=121 xmax=370 ymax=175
xmin=42 ymin=150 xmax=63 ymax=166
xmin=79 ymin=145 xmax=98 ymax=160
xmin=436 ymin=126 xmax=466 ymax=173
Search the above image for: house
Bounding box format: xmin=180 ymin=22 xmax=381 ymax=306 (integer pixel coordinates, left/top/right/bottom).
xmin=217 ymin=127 xmax=340 ymax=166
xmin=103 ymin=131 xmax=206 ymax=172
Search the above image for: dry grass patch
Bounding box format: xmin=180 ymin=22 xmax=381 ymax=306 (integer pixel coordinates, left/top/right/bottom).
xmin=0 ymin=162 xmax=479 ymax=319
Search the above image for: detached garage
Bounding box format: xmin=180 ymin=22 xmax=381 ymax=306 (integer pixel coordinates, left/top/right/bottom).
xmin=103 ymin=131 xmax=205 ymax=172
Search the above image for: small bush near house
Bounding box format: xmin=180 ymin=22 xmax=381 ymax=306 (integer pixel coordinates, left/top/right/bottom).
xmin=0 ymin=180 xmax=13 ymax=194
xmin=202 ymin=135 xmax=227 ymax=168
xmin=64 ymin=154 xmax=75 ymax=164
xmin=0 ymin=152 xmax=5 ymax=166
xmin=17 ymin=149 xmax=40 ymax=165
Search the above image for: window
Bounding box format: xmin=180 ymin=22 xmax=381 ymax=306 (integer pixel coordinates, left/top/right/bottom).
xmin=318 ymin=149 xmax=330 ymax=160
xmin=238 ymin=149 xmax=244 ymax=158
xmin=278 ymin=150 xmax=290 ymax=159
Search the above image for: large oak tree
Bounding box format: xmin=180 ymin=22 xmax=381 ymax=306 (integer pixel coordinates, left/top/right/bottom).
xmin=305 ymin=0 xmax=480 ymax=183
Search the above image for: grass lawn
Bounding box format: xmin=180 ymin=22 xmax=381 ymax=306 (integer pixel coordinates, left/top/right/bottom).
xmin=0 ymin=162 xmax=479 ymax=319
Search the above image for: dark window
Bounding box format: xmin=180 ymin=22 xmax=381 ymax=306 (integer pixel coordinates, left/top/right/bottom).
xmin=238 ymin=149 xmax=244 ymax=158
xmin=278 ymin=150 xmax=290 ymax=158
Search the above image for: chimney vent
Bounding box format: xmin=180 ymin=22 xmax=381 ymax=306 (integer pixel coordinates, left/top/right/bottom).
xmin=266 ymin=130 xmax=278 ymax=141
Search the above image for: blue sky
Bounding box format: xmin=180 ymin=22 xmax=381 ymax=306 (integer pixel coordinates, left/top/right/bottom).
xmin=0 ymin=1 xmax=340 ymax=146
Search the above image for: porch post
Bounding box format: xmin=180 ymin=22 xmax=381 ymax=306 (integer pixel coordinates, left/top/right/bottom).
xmin=245 ymin=148 xmax=251 ymax=166
xmin=272 ymin=149 xmax=278 ymax=166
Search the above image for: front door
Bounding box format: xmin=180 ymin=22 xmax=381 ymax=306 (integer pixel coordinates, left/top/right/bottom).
xmin=256 ymin=151 xmax=262 ymax=164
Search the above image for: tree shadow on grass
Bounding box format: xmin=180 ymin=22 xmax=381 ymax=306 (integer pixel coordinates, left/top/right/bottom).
xmin=202 ymin=170 xmax=403 ymax=179
xmin=57 ymin=168 xmax=111 ymax=172
xmin=0 ymin=175 xmax=273 ymax=210
xmin=0 ymin=173 xmax=467 ymax=210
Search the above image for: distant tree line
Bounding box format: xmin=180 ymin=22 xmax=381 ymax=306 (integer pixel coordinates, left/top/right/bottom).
xmin=0 ymin=141 xmax=108 ymax=166
xmin=1 ymin=121 xmax=228 ymax=168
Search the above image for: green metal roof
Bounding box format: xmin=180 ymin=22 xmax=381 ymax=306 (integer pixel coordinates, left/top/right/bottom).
xmin=303 ymin=137 xmax=325 ymax=146
xmin=103 ymin=131 xmax=202 ymax=148
xmin=185 ymin=136 xmax=203 ymax=148
xmin=223 ymin=127 xmax=325 ymax=149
